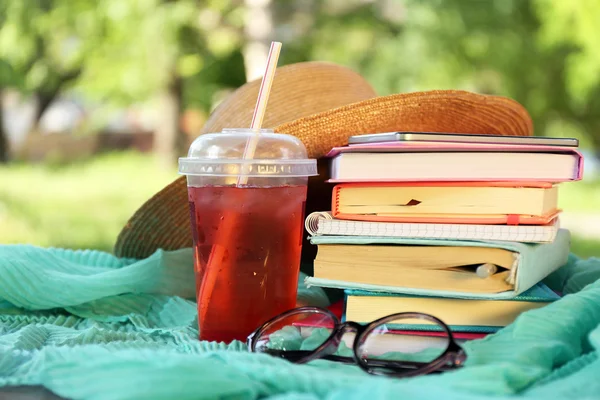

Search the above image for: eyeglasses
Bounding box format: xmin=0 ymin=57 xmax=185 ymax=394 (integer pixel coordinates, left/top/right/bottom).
xmin=247 ymin=306 xmax=467 ymax=378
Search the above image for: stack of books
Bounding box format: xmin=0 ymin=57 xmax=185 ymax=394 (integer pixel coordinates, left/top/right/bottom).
xmin=304 ymin=136 xmax=582 ymax=339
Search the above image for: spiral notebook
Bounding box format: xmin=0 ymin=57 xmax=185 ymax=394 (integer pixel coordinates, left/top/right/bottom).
xmin=305 ymin=212 xmax=560 ymax=243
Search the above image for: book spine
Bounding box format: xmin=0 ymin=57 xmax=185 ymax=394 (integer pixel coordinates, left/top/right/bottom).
xmin=575 ymin=150 xmax=584 ymax=179
xmin=507 ymin=214 xmax=520 ymax=225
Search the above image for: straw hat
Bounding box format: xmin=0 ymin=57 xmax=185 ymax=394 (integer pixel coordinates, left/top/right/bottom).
xmin=114 ymin=61 xmax=533 ymax=259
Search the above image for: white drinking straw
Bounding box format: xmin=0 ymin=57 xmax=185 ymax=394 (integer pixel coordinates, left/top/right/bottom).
xmin=237 ymin=41 xmax=282 ymax=186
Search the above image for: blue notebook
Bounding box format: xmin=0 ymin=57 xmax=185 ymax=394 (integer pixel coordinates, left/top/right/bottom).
xmin=343 ymin=283 xmax=560 ymax=333
xmin=306 ymin=229 xmax=571 ymax=300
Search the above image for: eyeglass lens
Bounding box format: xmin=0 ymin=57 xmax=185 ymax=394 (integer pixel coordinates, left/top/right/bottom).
xmin=252 ymin=309 xmax=339 ymax=356
xmin=355 ymin=315 xmax=450 ymax=374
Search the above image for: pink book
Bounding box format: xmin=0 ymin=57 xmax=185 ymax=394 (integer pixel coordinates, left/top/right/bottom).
xmin=326 ymin=141 xmax=584 ymax=183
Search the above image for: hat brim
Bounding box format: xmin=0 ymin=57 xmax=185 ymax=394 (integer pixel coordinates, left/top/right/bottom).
xmin=276 ymin=89 xmax=533 ymax=158
xmin=197 ymin=61 xmax=378 ymax=135
xmin=114 ymin=89 xmax=533 ymax=259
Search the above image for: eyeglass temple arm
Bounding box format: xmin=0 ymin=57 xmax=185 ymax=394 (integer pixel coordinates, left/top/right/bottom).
xmin=262 ymin=350 xmax=358 ymax=364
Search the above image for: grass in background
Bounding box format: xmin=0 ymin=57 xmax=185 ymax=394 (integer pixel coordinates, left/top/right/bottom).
xmin=0 ymin=152 xmax=178 ymax=252
xmin=557 ymin=178 xmax=600 ymax=258
xmin=0 ymin=152 xmax=599 ymax=258
xmin=558 ymin=178 xmax=600 ymax=213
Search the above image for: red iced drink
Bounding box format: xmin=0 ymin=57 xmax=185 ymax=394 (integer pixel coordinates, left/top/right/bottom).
xmin=179 ymin=128 xmax=316 ymax=343
xmin=188 ymin=184 xmax=307 ymax=342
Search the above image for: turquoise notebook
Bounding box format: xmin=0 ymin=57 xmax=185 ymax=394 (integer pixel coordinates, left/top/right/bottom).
xmin=342 ymin=282 xmax=561 ymax=333
xmin=306 ymin=229 xmax=571 ymax=300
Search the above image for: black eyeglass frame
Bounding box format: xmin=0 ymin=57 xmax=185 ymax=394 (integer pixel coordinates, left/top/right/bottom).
xmin=247 ymin=306 xmax=467 ymax=378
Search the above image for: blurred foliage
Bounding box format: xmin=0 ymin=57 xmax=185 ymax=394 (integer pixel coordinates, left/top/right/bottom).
xmin=74 ymin=0 xmax=247 ymax=111
xmin=1 ymin=0 xmax=600 ymax=148
xmin=0 ymin=0 xmax=248 ymax=114
xmin=534 ymin=0 xmax=600 ymax=105
xmin=275 ymin=0 xmax=600 ymax=148
xmin=0 ymin=1 xmax=77 ymax=92
xmin=0 ymin=1 xmax=90 ymax=115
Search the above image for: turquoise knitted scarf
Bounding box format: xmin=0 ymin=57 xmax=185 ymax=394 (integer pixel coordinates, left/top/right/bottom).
xmin=1 ymin=245 xmax=600 ymax=399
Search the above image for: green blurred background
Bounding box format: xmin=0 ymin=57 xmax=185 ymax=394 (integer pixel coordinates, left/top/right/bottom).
xmin=0 ymin=0 xmax=598 ymax=257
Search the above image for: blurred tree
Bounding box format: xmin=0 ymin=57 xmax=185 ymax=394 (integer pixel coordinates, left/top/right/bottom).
xmin=0 ymin=58 xmax=15 ymax=163
xmin=533 ymin=0 xmax=600 ymax=151
xmin=535 ymin=0 xmax=600 ymax=105
xmin=2 ymin=0 xmax=600 ymax=166
xmin=77 ymin=0 xmax=247 ymax=167
xmin=394 ymin=0 xmax=571 ymax=135
xmin=0 ymin=0 xmax=248 ymax=166
xmin=244 ymin=0 xmax=274 ymax=81
xmin=277 ymin=0 xmax=600 ymax=149
xmin=0 ymin=5 xmax=13 ymax=162
xmin=407 ymin=0 xmax=600 ymax=149
xmin=0 ymin=0 xmax=97 ymax=153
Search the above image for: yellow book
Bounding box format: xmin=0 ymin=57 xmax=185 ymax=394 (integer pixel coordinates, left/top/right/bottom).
xmin=344 ymin=284 xmax=559 ymax=328
xmin=313 ymin=244 xmax=518 ymax=294
xmin=335 ymin=184 xmax=558 ymax=217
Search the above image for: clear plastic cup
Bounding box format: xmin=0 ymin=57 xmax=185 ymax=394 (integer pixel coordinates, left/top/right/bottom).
xmin=179 ymin=128 xmax=318 ymax=343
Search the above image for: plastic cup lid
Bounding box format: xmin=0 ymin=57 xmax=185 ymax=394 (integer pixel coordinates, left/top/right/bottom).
xmin=178 ymin=129 xmax=318 ymax=177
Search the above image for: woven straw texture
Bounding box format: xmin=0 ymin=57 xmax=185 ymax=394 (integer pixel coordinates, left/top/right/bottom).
xmin=198 ymin=61 xmax=378 ymax=135
xmin=114 ymin=65 xmax=534 ymax=259
xmin=114 ymin=176 xmax=192 ymax=258
xmin=276 ymin=89 xmax=533 ymax=159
